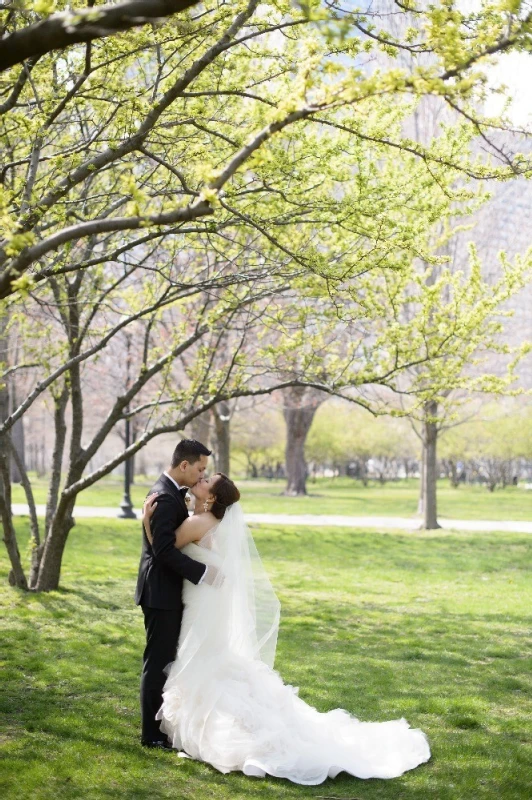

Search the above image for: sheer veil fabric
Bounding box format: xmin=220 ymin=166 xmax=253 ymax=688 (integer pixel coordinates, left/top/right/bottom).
xmin=156 ymin=502 xmax=430 ymax=785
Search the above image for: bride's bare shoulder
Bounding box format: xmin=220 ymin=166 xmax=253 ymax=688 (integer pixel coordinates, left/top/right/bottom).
xmin=189 ymin=513 xmax=217 ymax=536
xmin=177 ymin=512 xmax=217 ymax=548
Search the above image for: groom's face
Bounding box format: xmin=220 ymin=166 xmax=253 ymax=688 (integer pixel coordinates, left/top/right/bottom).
xmin=177 ymin=455 xmax=209 ymax=488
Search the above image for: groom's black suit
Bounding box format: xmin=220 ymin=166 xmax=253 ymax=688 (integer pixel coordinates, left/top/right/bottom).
xmin=135 ymin=473 xmax=206 ymax=742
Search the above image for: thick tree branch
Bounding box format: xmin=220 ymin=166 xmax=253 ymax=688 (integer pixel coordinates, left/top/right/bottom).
xmin=0 ymin=0 xmax=202 ymax=73
xmin=0 ymin=199 xmax=213 ymax=294
xmin=0 ymin=0 xmax=259 ymax=261
xmin=1 ymin=91 xmax=322 ymax=297
xmin=0 ymin=56 xmax=40 ymax=115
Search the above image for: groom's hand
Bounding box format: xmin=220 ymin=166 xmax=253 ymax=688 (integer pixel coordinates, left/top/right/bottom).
xmin=201 ymin=564 xmax=224 ymax=587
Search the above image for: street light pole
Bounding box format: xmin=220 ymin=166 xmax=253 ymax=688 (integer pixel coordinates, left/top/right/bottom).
xmin=118 ymin=410 xmax=136 ymax=519
xmin=118 ymin=331 xmax=136 ymax=519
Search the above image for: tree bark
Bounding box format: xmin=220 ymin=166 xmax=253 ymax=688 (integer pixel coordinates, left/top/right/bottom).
xmin=359 ymin=458 xmax=369 ymax=487
xmin=445 ymin=458 xmax=460 ymax=488
xmin=0 ymin=0 xmax=203 ymax=73
xmin=33 ymin=281 xmax=84 ymax=592
xmin=6 ymin=346 xmax=26 ymax=482
xmin=45 ymin=383 xmax=69 ymax=536
xmin=34 ymin=496 xmax=76 ymax=592
xmin=0 ymin=315 xmax=28 ymax=588
xmin=0 ymin=462 xmax=28 ymax=589
xmin=283 ymin=387 xmax=323 ymax=496
xmin=8 ymin=435 xmax=41 ymax=587
xmin=246 ymin=455 xmax=258 ymax=478
xmin=421 ymin=401 xmax=441 ymax=529
xmin=9 ymin=418 xmax=25 ymax=483
xmin=417 ymin=441 xmax=425 ymax=515
xmin=212 ymin=401 xmax=231 ymax=475
xmin=188 ymin=410 xmax=211 ymax=450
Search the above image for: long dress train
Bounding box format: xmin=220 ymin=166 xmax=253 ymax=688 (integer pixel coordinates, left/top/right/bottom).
xmin=156 ymin=504 xmax=430 ymax=785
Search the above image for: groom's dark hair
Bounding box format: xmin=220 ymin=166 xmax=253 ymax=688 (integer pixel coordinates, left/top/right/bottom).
xmin=171 ymin=438 xmax=211 ymax=467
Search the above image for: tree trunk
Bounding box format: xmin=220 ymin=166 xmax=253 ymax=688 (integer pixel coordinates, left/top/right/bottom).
xmin=35 ymin=402 xmax=85 ymax=591
xmin=449 ymin=459 xmax=459 ymax=488
xmin=417 ymin=443 xmax=425 ymax=515
xmin=246 ymin=456 xmax=258 ymax=478
xmin=8 ymin=436 xmax=42 ymax=587
xmin=0 ymin=316 xmax=28 ymax=589
xmin=9 ymin=418 xmax=25 ymax=483
xmin=9 ymin=380 xmax=26 ymax=483
xmin=212 ymin=401 xmax=231 ymax=475
xmin=7 ymin=338 xmax=26 ymax=483
xmin=45 ymin=383 xmax=69 ymax=535
xmin=1 ymin=455 xmax=28 ymax=590
xmin=282 ymin=387 xmax=323 ymax=496
xmin=0 ymin=482 xmax=28 ymax=589
xmin=0 ymin=435 xmax=28 ymax=589
xmin=284 ymin=421 xmax=309 ymax=494
xmin=188 ymin=410 xmax=211 ymax=449
xmin=31 ymin=281 xmax=84 ymax=591
xmin=34 ymin=496 xmax=76 ymax=591
xmin=421 ymin=401 xmax=440 ymax=529
xmin=130 ymin=421 xmax=137 ymax=483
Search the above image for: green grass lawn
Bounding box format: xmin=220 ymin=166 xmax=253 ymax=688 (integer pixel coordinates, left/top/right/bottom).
xmin=10 ymin=475 xmax=532 ymax=520
xmin=1 ymin=519 xmax=531 ymax=800
xmin=239 ymin=477 xmax=532 ymax=520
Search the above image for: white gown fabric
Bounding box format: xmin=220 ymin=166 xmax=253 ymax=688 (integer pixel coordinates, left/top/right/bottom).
xmin=157 ymin=503 xmax=430 ymax=785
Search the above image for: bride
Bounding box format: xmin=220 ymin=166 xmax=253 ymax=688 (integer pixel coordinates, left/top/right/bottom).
xmin=142 ymin=473 xmax=430 ymax=785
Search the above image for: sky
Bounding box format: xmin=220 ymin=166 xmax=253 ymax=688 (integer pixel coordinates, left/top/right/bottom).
xmin=484 ymin=52 xmax=532 ymax=128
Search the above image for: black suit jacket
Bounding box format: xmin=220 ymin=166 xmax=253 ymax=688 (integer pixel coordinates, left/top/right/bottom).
xmin=135 ymin=474 xmax=206 ymax=610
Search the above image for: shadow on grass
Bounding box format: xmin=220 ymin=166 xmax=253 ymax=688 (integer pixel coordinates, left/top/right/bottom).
xmin=1 ymin=521 xmax=530 ymax=800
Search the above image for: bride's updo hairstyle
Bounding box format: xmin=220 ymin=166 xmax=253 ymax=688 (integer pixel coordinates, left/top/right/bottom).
xmin=211 ymin=473 xmax=240 ymax=519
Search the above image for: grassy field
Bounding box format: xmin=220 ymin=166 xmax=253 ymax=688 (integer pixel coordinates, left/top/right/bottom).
xmin=10 ymin=475 xmax=532 ymax=520
xmin=1 ymin=518 xmax=531 ymax=800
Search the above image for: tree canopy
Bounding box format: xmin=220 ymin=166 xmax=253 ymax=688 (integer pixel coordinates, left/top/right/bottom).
xmin=1 ymin=0 xmax=531 ymax=298
xmin=1 ymin=0 xmax=531 ymax=589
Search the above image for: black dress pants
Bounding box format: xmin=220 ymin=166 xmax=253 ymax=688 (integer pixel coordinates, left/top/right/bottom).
xmin=140 ymin=606 xmax=182 ymax=742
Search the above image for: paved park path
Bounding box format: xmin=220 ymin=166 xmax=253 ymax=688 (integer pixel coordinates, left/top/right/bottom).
xmin=11 ymin=504 xmax=532 ymax=533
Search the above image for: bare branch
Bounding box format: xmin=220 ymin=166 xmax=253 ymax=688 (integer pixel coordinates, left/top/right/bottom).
xmin=139 ymin=146 xmax=197 ymax=194
xmin=1 ymin=361 xmax=40 ymax=380
xmin=0 ymin=56 xmax=40 ymax=115
xmin=180 ymin=89 xmax=276 ymax=107
xmin=0 ymin=282 xmax=204 ymax=436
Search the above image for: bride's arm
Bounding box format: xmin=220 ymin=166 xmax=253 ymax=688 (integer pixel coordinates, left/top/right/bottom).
xmin=143 ymin=494 xmax=213 ymax=549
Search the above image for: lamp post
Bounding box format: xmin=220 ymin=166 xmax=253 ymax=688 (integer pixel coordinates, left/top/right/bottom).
xmin=118 ymin=331 xmax=136 ymax=519
xmin=118 ymin=409 xmax=136 ymax=519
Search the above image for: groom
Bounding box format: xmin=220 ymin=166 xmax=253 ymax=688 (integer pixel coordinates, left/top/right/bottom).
xmin=135 ymin=438 xmax=213 ymax=749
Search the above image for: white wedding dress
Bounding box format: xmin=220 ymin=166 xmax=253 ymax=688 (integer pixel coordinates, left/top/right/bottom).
xmin=156 ymin=503 xmax=430 ymax=785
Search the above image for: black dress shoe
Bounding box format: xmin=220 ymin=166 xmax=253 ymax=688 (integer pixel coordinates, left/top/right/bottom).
xmin=141 ymin=739 xmax=173 ymax=750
